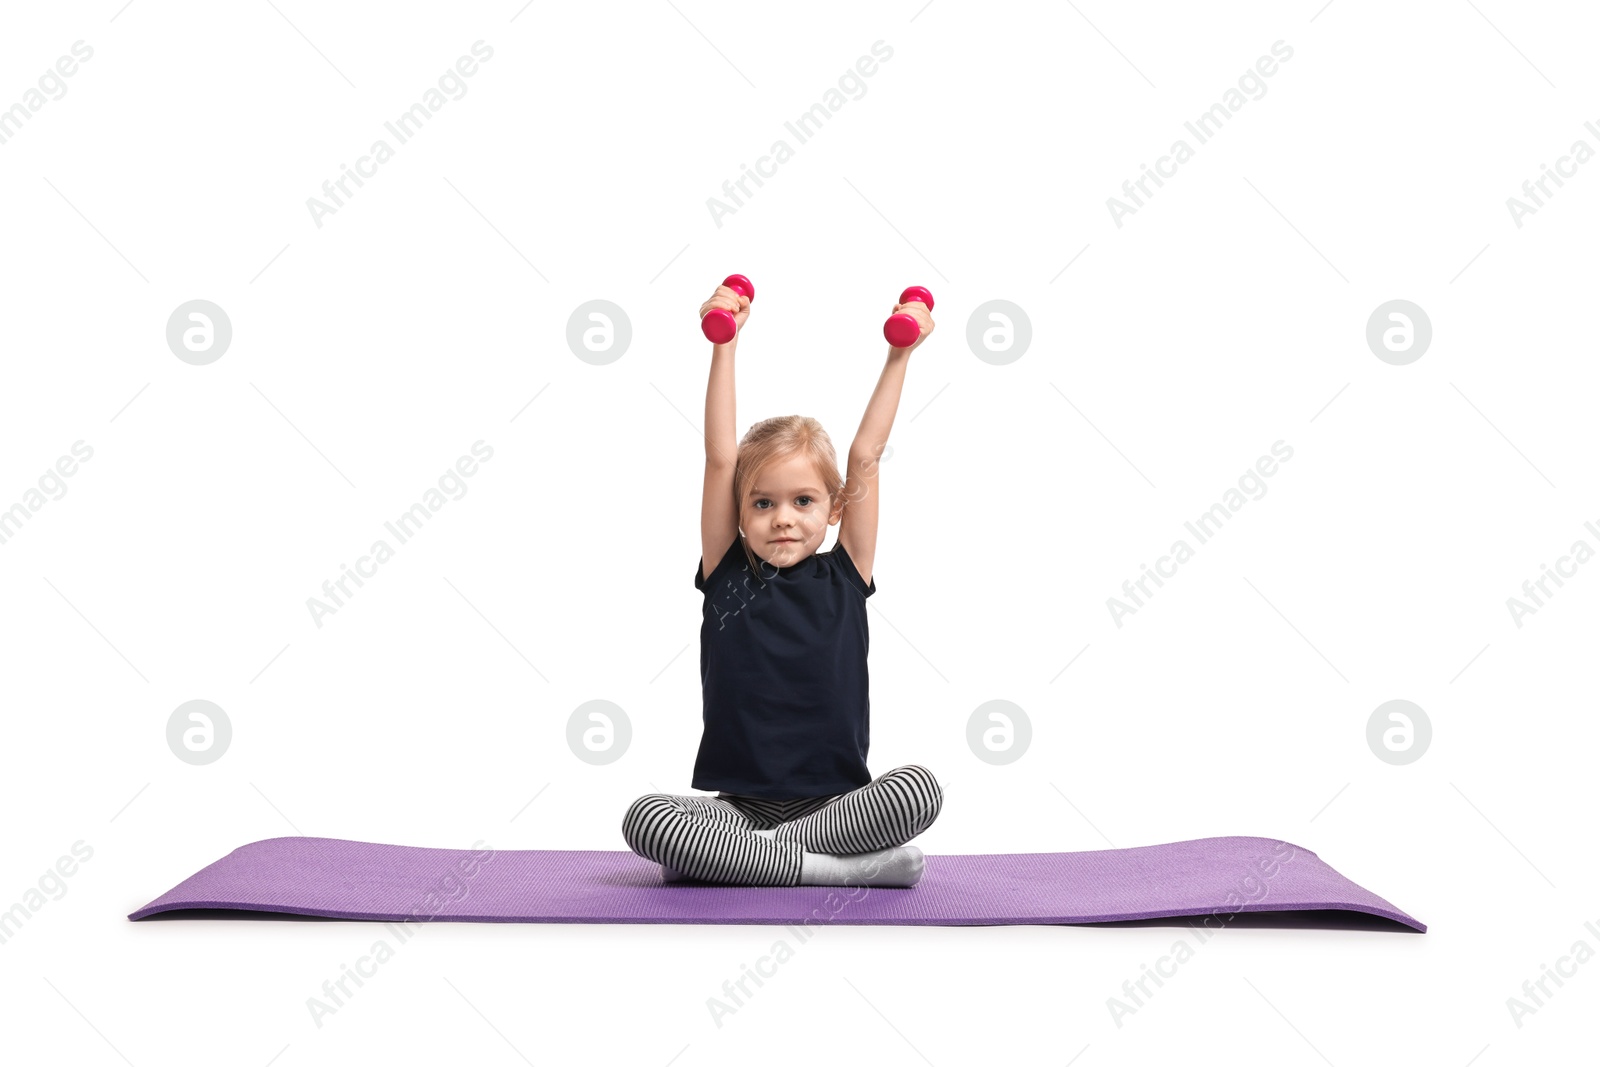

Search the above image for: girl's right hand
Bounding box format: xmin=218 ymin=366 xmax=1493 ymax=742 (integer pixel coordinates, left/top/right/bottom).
xmin=699 ymin=285 xmax=751 ymax=336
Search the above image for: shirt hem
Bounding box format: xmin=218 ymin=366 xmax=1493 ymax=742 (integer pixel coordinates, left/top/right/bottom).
xmin=691 ymin=776 xmax=870 ymax=800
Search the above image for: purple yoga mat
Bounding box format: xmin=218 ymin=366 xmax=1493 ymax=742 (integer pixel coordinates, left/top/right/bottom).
xmin=128 ymin=835 xmax=1424 ymax=931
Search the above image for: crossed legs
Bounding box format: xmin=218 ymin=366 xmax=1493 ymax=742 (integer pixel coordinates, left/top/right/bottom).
xmin=621 ymin=764 xmax=943 ymax=887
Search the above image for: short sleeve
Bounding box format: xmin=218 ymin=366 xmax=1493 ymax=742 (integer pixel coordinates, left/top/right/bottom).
xmin=695 ymin=534 xmax=744 ymax=592
xmin=831 ymin=540 xmax=876 ymax=598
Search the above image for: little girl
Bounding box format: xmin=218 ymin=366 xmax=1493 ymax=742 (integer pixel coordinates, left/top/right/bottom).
xmin=621 ymin=282 xmax=944 ymax=888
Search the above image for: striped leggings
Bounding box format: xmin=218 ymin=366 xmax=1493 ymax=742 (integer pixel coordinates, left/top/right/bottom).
xmin=621 ymin=764 xmax=943 ymax=886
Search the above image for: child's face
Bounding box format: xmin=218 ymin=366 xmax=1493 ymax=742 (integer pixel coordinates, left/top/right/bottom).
xmin=739 ymin=452 xmax=842 ymax=566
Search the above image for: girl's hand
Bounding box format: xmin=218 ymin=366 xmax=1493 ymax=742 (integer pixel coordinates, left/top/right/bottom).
xmin=700 ymin=285 xmax=751 ymax=336
xmin=889 ymin=298 xmax=934 ymax=352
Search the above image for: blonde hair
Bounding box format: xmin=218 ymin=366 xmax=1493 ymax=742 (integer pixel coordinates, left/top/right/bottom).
xmin=732 ymin=415 xmax=845 ymax=583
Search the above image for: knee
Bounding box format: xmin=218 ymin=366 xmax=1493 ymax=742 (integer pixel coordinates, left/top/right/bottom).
xmin=884 ymin=764 xmax=941 ymax=793
xmin=883 ymin=765 xmax=943 ymax=823
xmin=621 ymin=793 xmax=676 ymax=836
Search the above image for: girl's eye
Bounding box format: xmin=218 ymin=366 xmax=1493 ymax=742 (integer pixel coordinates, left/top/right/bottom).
xmin=796 ymin=496 xmax=813 ymax=506
xmin=755 ymin=497 xmax=812 ymax=509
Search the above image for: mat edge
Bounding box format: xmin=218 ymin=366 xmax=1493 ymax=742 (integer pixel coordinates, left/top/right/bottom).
xmin=129 ymin=899 xmax=1423 ymax=931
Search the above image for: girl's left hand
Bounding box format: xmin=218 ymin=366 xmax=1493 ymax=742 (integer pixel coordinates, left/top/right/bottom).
xmin=890 ymin=299 xmax=934 ymax=353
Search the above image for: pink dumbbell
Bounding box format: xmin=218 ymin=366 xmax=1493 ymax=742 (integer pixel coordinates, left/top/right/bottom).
xmin=884 ymin=286 xmax=934 ymax=348
xmin=700 ymin=274 xmax=755 ymax=345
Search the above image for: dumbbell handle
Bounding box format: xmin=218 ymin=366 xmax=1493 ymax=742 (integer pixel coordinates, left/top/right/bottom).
xmin=884 ymin=286 xmax=934 ymax=349
xmin=701 ymin=274 xmax=755 ymax=345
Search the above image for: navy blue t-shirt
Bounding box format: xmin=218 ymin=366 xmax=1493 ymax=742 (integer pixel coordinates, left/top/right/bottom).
xmin=692 ymin=532 xmax=876 ymax=799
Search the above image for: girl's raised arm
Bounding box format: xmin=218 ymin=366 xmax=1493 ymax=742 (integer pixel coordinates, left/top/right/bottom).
xmin=699 ymin=286 xmax=748 ymax=581
xmin=838 ymin=298 xmax=934 ymax=588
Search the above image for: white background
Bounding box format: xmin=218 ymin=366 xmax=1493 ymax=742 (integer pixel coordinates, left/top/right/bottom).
xmin=2 ymin=0 xmax=1596 ymax=1063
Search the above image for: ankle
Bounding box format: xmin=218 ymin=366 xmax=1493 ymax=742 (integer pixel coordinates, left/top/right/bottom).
xmin=798 ymin=851 xmax=848 ymax=885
